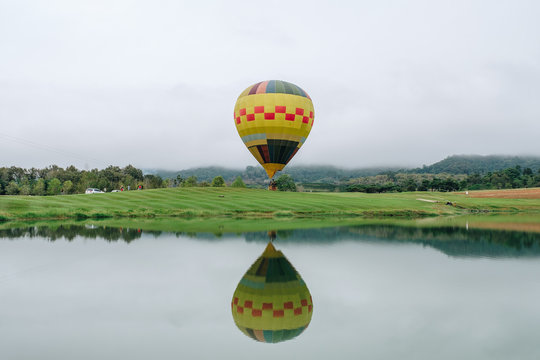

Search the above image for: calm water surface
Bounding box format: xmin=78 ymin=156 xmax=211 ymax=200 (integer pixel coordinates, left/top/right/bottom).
xmin=1 ymin=224 xmax=539 ymax=360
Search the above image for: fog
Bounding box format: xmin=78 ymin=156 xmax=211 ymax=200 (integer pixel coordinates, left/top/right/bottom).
xmin=1 ymin=0 xmax=539 ymax=170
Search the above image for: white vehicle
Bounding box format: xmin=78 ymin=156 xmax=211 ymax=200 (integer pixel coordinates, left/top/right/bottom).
xmin=111 ymin=189 xmax=120 ymax=193
xmin=85 ymin=188 xmax=104 ymax=194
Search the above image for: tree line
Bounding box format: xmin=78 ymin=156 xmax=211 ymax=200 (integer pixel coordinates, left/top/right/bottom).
xmin=172 ymin=173 xmax=295 ymax=191
xmin=0 ymin=165 xmax=252 ymax=195
xmin=0 ymin=165 xmax=154 ymax=195
xmin=172 ymin=174 xmax=246 ymax=188
xmin=2 ymin=163 xmax=539 ymax=196
xmin=345 ymin=166 xmax=540 ymax=193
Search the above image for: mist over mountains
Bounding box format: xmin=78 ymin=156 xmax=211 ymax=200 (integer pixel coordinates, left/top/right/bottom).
xmin=150 ymin=155 xmax=540 ymax=184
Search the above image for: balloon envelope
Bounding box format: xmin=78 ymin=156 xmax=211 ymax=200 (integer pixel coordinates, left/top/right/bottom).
xmin=231 ymin=241 xmax=313 ymax=343
xmin=234 ymin=80 xmax=315 ymax=179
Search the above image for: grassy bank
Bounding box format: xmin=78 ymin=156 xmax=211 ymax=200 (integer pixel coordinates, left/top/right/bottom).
xmin=1 ymin=187 xmax=539 ymax=222
xmin=1 ymin=214 xmax=539 ymax=236
xmin=0 ymin=217 xmax=411 ymax=234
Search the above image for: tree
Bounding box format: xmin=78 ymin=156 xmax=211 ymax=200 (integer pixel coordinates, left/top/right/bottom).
xmin=275 ymin=175 xmax=297 ymax=192
xmin=78 ymin=170 xmax=99 ymax=193
xmin=123 ymin=165 xmax=144 ymax=181
xmin=6 ymin=181 xmax=20 ymax=195
xmin=175 ymin=175 xmax=184 ymax=187
xmin=32 ymin=179 xmax=46 ymax=195
xmin=403 ymin=178 xmax=417 ymax=192
xmin=231 ymin=176 xmax=246 ymax=188
xmin=19 ymin=180 xmax=31 ymax=195
xmin=418 ymin=179 xmax=430 ymax=191
xmin=429 ymin=178 xmax=442 ymax=191
xmin=123 ymin=174 xmax=134 ymax=190
xmin=182 ymin=176 xmax=198 ymax=187
xmin=440 ymin=178 xmax=460 ymax=192
xmin=63 ymin=180 xmax=74 ymax=194
xmin=504 ymin=167 xmax=521 ymax=181
xmin=47 ymin=178 xmax=62 ymax=195
xmin=211 ymin=176 xmax=226 ymax=187
xmin=102 ymin=166 xmax=122 ymax=190
xmin=8 ymin=166 xmax=25 ymax=183
xmin=143 ymin=174 xmax=164 ymax=189
xmin=64 ymin=165 xmax=81 ymax=185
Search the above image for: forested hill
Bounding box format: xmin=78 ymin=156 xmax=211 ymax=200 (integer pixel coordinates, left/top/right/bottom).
xmin=152 ymin=155 xmax=540 ymax=184
xmin=152 ymin=165 xmax=399 ymax=184
xmin=411 ymin=155 xmax=540 ymax=175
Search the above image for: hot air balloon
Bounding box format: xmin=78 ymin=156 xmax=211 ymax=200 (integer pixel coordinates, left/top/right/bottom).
xmin=233 ymin=80 xmax=315 ymax=179
xmin=231 ymin=241 xmax=313 ymax=343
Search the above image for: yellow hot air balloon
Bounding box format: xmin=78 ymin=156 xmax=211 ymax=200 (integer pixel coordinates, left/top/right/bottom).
xmin=231 ymin=241 xmax=313 ymax=343
xmin=234 ymin=80 xmax=315 ymax=179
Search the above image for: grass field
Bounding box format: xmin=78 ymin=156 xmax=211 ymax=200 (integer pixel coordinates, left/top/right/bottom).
xmin=1 ymin=187 xmax=540 ymax=223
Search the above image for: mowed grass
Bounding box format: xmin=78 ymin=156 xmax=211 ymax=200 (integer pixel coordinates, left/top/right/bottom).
xmin=1 ymin=187 xmax=540 ymax=222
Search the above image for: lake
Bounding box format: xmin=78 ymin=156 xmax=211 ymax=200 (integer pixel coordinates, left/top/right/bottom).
xmin=1 ymin=222 xmax=539 ymax=360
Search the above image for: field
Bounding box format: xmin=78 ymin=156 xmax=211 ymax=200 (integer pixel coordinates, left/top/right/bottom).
xmin=467 ymin=187 xmax=540 ymax=199
xmin=1 ymin=187 xmax=540 ymax=223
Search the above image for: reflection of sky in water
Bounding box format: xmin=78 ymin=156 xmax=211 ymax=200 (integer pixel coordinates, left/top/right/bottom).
xmin=0 ymin=227 xmax=539 ymax=360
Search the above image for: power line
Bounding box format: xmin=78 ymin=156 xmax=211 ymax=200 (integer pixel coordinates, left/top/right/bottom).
xmin=0 ymin=132 xmax=106 ymax=167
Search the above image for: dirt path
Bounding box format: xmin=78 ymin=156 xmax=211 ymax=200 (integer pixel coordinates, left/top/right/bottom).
xmin=466 ymin=188 xmax=540 ymax=199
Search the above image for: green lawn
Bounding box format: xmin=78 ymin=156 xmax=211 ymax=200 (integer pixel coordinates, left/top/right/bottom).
xmin=1 ymin=187 xmax=539 ymax=222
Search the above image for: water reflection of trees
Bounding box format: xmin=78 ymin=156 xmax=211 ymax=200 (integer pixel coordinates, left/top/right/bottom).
xmin=0 ymin=225 xmax=240 ymax=243
xmin=0 ymin=225 xmax=150 ymax=242
xmin=244 ymin=226 xmax=540 ymax=258
xmin=2 ymin=224 xmax=539 ymax=258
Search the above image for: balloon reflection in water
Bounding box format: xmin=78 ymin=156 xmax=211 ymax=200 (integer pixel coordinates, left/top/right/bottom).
xmin=231 ymin=241 xmax=313 ymax=343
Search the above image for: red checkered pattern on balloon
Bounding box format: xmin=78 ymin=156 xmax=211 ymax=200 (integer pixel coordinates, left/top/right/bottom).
xmin=232 ymin=296 xmax=313 ymax=318
xmin=235 ymin=106 xmax=314 ymax=125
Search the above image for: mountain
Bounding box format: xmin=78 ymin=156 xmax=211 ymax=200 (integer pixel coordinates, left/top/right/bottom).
xmin=150 ymin=155 xmax=540 ymax=185
xmin=412 ymin=155 xmax=540 ymax=175
xmin=152 ymin=165 xmax=400 ymax=185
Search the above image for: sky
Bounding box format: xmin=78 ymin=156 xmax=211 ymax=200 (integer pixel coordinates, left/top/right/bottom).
xmin=1 ymin=0 xmax=539 ymax=171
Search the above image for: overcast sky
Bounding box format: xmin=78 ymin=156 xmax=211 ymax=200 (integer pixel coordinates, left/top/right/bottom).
xmin=1 ymin=0 xmax=539 ymax=171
